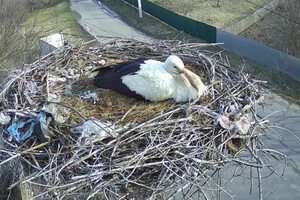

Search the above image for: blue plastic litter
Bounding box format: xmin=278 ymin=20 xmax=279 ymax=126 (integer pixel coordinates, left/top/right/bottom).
xmin=179 ymin=105 xmax=188 ymax=110
xmin=7 ymin=113 xmax=43 ymax=142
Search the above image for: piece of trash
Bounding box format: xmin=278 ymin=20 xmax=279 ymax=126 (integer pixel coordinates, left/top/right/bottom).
xmin=234 ymin=115 xmax=251 ymax=134
xmin=59 ymin=68 xmax=81 ymax=79
xmin=65 ymin=84 xmax=73 ymax=95
xmin=66 ymin=68 xmax=80 ymax=79
xmin=225 ymin=101 xmax=239 ymax=116
xmin=99 ymin=59 xmax=105 ymax=65
xmin=98 ymin=1 xmax=120 ymax=19
xmin=0 ymin=112 xmax=11 ymax=125
xmin=215 ymin=114 xmax=233 ymax=130
xmin=7 ymin=113 xmax=43 ymax=142
xmin=71 ymin=119 xmax=118 ymax=144
xmin=92 ymin=59 xmax=106 ymax=65
xmin=34 ymin=114 xmax=55 ymax=142
xmin=179 ymin=105 xmax=188 ymax=110
xmin=80 ymin=91 xmax=98 ymax=104
xmin=48 ymin=75 xmax=67 ymax=85
xmin=25 ymin=81 xmax=39 ymax=95
xmin=47 ymin=93 xmax=60 ymax=102
xmin=43 ymin=103 xmax=70 ymax=124
xmin=43 ymin=94 xmax=70 ymax=123
xmin=215 ymin=114 xmax=251 ymax=135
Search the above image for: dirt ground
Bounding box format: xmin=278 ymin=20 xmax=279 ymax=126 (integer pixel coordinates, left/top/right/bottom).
xmin=150 ymin=0 xmax=272 ymax=28
xmin=241 ymin=1 xmax=300 ymax=57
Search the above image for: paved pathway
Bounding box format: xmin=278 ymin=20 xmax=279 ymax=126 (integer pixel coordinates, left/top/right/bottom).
xmin=69 ymin=0 xmax=153 ymax=43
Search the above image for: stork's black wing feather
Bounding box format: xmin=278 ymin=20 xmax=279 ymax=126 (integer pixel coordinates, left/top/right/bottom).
xmin=94 ymin=58 xmax=149 ymax=100
xmin=94 ymin=57 xmax=148 ymax=74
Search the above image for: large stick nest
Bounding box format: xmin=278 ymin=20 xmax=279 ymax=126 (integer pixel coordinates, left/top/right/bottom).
xmin=0 ymin=39 xmax=274 ymax=199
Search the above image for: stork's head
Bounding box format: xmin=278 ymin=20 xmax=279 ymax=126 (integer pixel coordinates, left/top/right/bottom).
xmin=164 ymin=55 xmax=185 ymax=75
xmin=164 ymin=55 xmax=207 ymax=99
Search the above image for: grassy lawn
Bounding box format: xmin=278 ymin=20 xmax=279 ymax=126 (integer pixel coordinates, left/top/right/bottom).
xmin=24 ymin=0 xmax=91 ymax=45
xmin=147 ymin=0 xmax=272 ymax=28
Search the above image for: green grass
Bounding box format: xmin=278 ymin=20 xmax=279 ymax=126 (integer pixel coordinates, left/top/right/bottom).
xmin=100 ymin=0 xmax=202 ymax=42
xmin=96 ymin=0 xmax=300 ymax=103
xmin=24 ymin=0 xmax=91 ymax=44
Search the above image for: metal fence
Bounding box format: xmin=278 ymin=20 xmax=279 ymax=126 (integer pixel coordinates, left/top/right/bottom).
xmin=124 ymin=0 xmax=300 ymax=80
xmin=124 ymin=0 xmax=216 ymax=43
xmin=217 ymin=29 xmax=300 ymax=80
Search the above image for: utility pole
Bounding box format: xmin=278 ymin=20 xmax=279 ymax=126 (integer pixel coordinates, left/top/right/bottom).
xmin=138 ymin=0 xmax=142 ymax=18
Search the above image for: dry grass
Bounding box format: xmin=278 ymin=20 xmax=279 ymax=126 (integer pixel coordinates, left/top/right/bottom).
xmin=151 ymin=0 xmax=273 ymax=28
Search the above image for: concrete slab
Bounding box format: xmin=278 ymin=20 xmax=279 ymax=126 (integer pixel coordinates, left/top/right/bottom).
xmin=222 ymin=93 xmax=300 ymax=200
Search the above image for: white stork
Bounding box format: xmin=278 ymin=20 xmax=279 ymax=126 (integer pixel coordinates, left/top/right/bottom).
xmin=94 ymin=55 xmax=207 ymax=102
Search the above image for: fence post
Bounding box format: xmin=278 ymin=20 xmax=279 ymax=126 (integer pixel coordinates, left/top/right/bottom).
xmin=138 ymin=0 xmax=143 ymax=18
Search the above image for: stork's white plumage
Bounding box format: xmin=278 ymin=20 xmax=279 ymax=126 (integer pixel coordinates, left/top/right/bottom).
xmin=94 ymin=55 xmax=207 ymax=102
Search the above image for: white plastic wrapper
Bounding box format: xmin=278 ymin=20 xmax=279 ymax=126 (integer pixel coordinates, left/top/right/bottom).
xmin=71 ymin=119 xmax=118 ymax=145
xmin=80 ymin=91 xmax=99 ymax=104
xmin=0 ymin=112 xmax=11 ymax=125
xmin=215 ymin=114 xmax=251 ymax=135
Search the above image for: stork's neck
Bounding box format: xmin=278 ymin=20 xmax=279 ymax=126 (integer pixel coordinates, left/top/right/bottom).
xmin=172 ymin=69 xmax=207 ymax=102
xmin=172 ymin=74 xmax=198 ymax=102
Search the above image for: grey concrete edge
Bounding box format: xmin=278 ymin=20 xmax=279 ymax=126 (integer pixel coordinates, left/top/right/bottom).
xmin=224 ymin=0 xmax=284 ymax=34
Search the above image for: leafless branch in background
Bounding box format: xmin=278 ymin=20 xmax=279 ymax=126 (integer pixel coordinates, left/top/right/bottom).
xmin=0 ymin=0 xmax=38 ymax=77
xmin=281 ymin=0 xmax=300 ymax=57
xmin=264 ymin=0 xmax=300 ymax=57
xmin=0 ymin=0 xmax=64 ymax=80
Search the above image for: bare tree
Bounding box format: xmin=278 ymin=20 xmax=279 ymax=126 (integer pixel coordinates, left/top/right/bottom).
xmin=265 ymin=0 xmax=300 ymax=57
xmin=0 ymin=0 xmax=40 ymax=79
xmin=281 ymin=0 xmax=300 ymax=57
